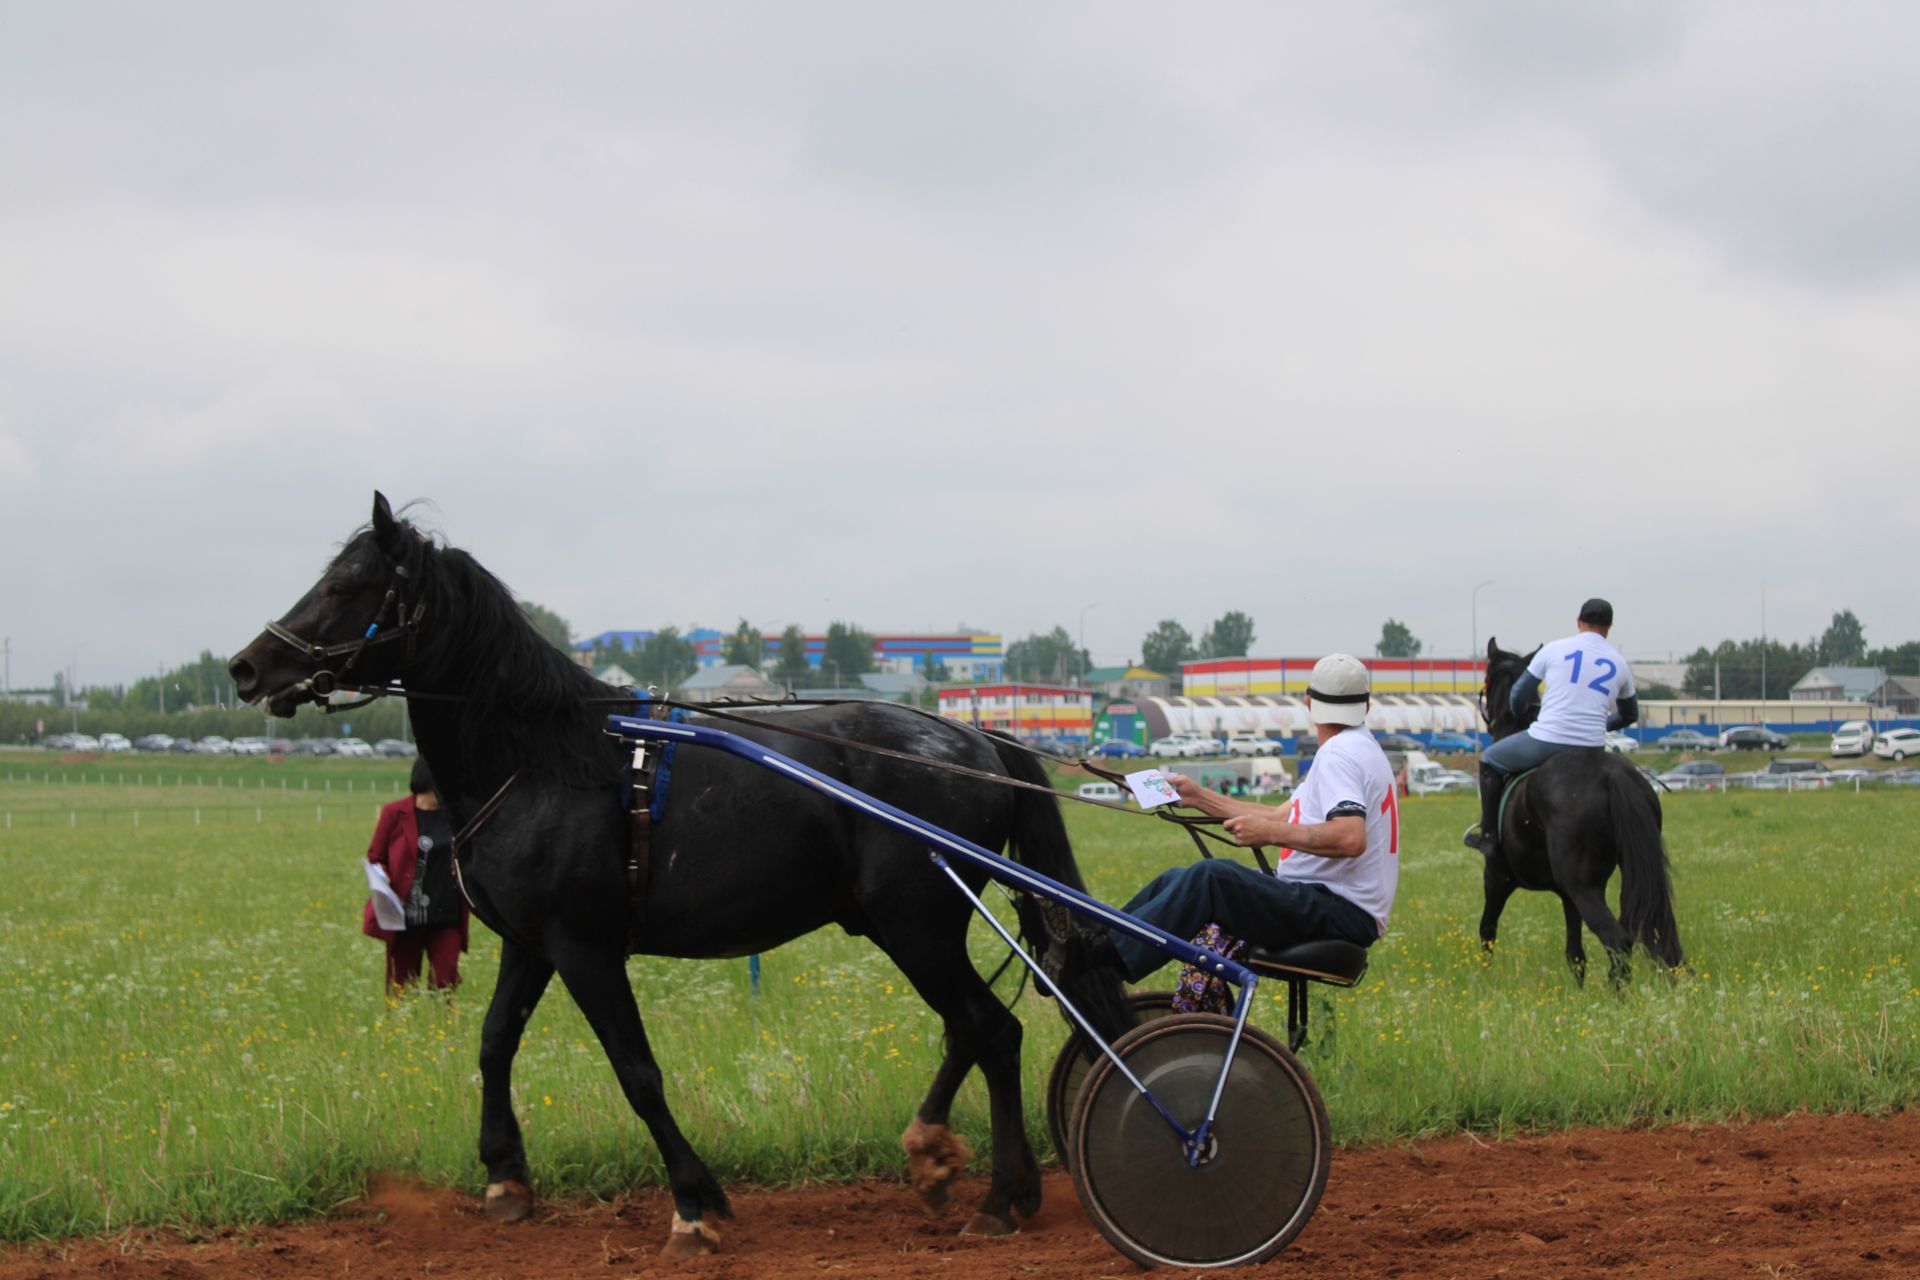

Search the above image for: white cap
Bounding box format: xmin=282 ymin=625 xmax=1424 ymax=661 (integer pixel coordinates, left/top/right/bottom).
xmin=1305 ymin=654 xmax=1370 ymax=727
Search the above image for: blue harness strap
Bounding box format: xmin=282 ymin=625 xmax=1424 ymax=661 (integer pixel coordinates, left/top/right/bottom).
xmin=622 ymin=691 xmax=686 ymax=823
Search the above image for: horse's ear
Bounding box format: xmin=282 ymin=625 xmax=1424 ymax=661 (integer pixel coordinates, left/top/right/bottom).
xmin=1486 ymin=636 xmax=1500 ymax=661
xmin=371 ymin=492 xmax=403 ymax=555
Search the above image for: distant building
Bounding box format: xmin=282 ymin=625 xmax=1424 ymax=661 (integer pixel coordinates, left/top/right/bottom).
xmin=576 ymin=629 xmax=1004 ymax=679
xmin=677 ymin=664 xmax=780 ymax=703
xmin=937 ymin=683 xmax=1094 ymax=743
xmin=1871 ymin=675 xmax=1920 ymax=717
xmin=1083 ymin=665 xmax=1172 ymax=701
xmin=1181 ymin=656 xmax=1486 ymax=697
xmin=1789 ymin=666 xmax=1886 ymax=702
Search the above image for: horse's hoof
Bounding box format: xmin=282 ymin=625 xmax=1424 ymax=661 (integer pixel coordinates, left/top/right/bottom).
xmin=661 ymin=1211 xmax=722 ymax=1256
xmin=902 ymin=1118 xmax=970 ymax=1213
xmin=483 ymin=1180 xmax=534 ymax=1223
xmin=961 ymin=1212 xmax=1018 ymax=1237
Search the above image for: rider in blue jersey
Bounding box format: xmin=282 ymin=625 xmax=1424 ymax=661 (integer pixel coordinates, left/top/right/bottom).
xmin=1465 ymin=598 xmax=1639 ymax=860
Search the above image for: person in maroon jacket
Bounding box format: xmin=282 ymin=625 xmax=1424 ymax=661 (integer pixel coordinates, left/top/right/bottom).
xmin=363 ymin=756 xmax=469 ymax=990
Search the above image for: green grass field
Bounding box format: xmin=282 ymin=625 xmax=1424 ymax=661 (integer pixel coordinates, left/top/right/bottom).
xmin=1 ymin=749 xmax=1916 ymax=1239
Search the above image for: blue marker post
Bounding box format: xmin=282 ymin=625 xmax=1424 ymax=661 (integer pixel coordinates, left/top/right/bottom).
xmin=747 ymin=953 xmax=761 ymax=996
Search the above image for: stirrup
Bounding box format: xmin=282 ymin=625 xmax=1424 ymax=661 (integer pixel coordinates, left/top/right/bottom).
xmin=1462 ymin=823 xmax=1494 ymax=858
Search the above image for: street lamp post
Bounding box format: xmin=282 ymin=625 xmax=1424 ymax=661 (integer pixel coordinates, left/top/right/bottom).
xmin=1470 ymin=580 xmax=1494 ymax=671
xmin=1078 ymin=601 xmax=1102 ymax=685
xmin=69 ymin=642 xmax=87 ymax=734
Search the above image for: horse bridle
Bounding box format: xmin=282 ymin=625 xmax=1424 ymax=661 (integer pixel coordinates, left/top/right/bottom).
xmin=260 ymin=559 xmax=428 ymax=709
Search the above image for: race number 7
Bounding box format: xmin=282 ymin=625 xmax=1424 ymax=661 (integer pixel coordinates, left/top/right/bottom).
xmin=1563 ymin=651 xmax=1617 ymax=695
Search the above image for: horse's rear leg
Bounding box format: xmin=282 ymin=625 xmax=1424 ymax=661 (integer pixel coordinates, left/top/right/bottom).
xmin=478 ymin=939 xmax=555 ymax=1221
xmin=550 ymin=939 xmax=730 ymax=1255
xmin=1565 ymin=886 xmax=1633 ymax=987
xmin=881 ymin=933 xmax=1038 ymax=1237
xmin=1559 ymin=895 xmax=1589 ymax=986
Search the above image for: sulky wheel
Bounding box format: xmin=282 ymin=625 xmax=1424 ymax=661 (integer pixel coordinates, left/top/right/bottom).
xmin=1069 ymin=1013 xmax=1330 ymax=1269
xmin=1045 ymin=990 xmax=1175 ymax=1166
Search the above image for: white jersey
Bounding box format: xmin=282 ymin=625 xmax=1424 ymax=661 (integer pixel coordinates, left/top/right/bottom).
xmin=1525 ymin=631 xmax=1635 ymax=747
xmin=1274 ymin=727 xmax=1398 ymax=936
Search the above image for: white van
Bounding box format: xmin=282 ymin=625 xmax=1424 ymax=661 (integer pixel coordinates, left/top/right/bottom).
xmin=1075 ymin=781 xmax=1124 ymax=802
xmin=1830 ymin=721 xmax=1875 ymax=757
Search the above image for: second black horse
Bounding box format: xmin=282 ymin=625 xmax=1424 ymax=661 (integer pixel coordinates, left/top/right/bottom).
xmin=1477 ymin=638 xmax=1684 ymax=983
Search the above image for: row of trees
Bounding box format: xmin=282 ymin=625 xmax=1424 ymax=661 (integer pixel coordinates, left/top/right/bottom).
xmin=1678 ymin=610 xmax=1919 ymax=700
xmin=586 ymin=619 xmax=886 ymax=690
xmin=1137 ymin=612 xmax=1257 ymax=675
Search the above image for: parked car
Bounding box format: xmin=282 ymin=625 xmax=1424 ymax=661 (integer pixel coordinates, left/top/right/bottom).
xmin=1751 ymin=759 xmax=1832 ymax=790
xmin=193 ymin=736 xmax=233 ymax=754
xmin=1657 ymin=729 xmax=1718 ymax=751
xmin=334 ymin=737 xmax=375 ymax=758
xmin=1604 ymin=732 xmax=1640 ymax=753
xmin=1225 ymin=735 xmax=1280 ymax=756
xmin=65 ymin=734 xmax=102 ymax=752
xmin=1722 ymin=726 xmax=1790 ymax=752
xmin=1830 ymin=721 xmax=1876 ymax=757
xmin=1658 ymin=760 xmax=1726 ymax=790
xmin=1087 ymin=739 xmax=1148 ymax=759
xmin=374 ymin=738 xmax=418 ymax=758
xmin=1406 ymin=761 xmax=1474 ymax=794
xmin=268 ymin=737 xmax=295 ymax=755
xmin=228 ymin=736 xmax=269 ymax=756
xmin=1428 ymin=732 xmax=1480 ymax=753
xmin=133 ymin=734 xmax=175 ymax=752
xmin=1374 ymin=733 xmax=1424 ymax=752
xmin=97 ymin=732 xmax=133 ymax=752
xmin=1147 ymin=735 xmax=1219 ymax=758
xmin=167 ymin=737 xmax=198 ymax=753
xmin=1075 ymin=781 xmax=1124 ymax=802
xmin=1874 ymin=728 xmax=1920 ymax=761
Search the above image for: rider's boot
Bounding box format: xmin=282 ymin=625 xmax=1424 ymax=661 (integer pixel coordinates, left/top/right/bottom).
xmin=1465 ymin=763 xmax=1504 ymax=859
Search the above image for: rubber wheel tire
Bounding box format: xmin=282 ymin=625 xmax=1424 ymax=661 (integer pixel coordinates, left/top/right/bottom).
xmin=1070 ymin=1014 xmax=1330 ymax=1269
xmin=1045 ymin=990 xmax=1174 ymax=1165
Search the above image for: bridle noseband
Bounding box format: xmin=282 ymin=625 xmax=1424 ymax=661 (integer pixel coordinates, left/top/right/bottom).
xmin=261 ymin=559 xmax=427 ymax=708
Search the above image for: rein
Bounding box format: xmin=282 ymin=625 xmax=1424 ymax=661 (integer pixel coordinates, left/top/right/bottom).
xmin=327 ymin=680 xmax=1251 ymax=856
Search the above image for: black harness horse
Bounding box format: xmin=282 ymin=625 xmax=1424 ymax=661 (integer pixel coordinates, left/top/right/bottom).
xmin=1478 ymin=639 xmax=1684 ymax=984
xmin=228 ymin=494 xmax=1128 ymax=1253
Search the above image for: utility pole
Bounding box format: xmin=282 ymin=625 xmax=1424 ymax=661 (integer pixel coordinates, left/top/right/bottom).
xmin=2 ymin=636 xmax=9 ymax=698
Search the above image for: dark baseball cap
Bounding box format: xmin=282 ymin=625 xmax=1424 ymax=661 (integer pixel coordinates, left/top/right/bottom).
xmin=1578 ymin=598 xmax=1614 ymax=626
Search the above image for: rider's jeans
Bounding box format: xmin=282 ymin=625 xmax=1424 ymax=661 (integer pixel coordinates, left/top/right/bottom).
xmin=1481 ymin=732 xmax=1583 ymax=773
xmin=1106 ymin=860 xmax=1376 ymax=984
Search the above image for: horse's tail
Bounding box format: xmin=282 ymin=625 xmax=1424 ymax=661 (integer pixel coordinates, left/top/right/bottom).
xmin=989 ymin=737 xmax=1134 ymax=1040
xmin=1610 ymin=766 xmax=1684 ymax=967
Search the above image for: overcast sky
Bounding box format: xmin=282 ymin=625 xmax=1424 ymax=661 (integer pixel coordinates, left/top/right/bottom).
xmin=4 ymin=2 xmax=1918 ymax=691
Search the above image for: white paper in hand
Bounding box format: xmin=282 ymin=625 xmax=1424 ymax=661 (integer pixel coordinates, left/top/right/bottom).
xmin=1124 ymin=769 xmax=1181 ymax=810
xmin=365 ymin=862 xmax=407 ymax=931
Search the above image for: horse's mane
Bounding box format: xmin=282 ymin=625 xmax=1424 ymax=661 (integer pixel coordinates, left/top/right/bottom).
xmin=337 ymin=518 xmax=621 ymax=785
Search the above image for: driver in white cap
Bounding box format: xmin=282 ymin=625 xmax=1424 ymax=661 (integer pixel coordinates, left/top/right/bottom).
xmin=1052 ymin=654 xmax=1399 ymax=991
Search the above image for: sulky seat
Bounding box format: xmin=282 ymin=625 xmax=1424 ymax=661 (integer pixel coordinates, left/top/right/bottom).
xmin=1241 ymin=939 xmax=1371 ymax=1052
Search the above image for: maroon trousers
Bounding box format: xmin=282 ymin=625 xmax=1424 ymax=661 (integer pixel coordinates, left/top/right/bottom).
xmin=384 ymin=926 xmax=463 ymax=990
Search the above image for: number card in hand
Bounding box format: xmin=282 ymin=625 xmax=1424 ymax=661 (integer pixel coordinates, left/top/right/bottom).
xmin=1124 ymin=769 xmax=1180 ymax=810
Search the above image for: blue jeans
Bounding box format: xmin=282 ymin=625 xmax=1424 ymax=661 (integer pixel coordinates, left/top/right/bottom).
xmin=1107 ymin=859 xmax=1377 ymax=983
xmin=1481 ymin=732 xmax=1584 ymax=773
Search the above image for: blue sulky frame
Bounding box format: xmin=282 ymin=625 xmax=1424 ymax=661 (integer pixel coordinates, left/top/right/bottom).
xmin=607 ymin=714 xmax=1260 ymax=1167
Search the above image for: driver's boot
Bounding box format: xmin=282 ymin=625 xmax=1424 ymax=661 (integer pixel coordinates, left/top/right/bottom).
xmin=1465 ymin=763 xmax=1504 ymax=858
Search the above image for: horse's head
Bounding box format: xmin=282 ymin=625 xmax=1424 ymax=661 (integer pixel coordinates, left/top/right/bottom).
xmin=230 ymin=492 xmax=434 ymax=717
xmin=1481 ymin=636 xmax=1541 ymax=740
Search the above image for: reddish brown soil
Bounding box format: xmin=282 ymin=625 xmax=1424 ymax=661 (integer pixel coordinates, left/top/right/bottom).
xmin=8 ymin=1111 xmax=1918 ymax=1279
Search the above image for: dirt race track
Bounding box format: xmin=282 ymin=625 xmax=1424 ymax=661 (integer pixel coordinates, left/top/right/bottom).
xmin=7 ymin=1110 xmax=1919 ymax=1280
